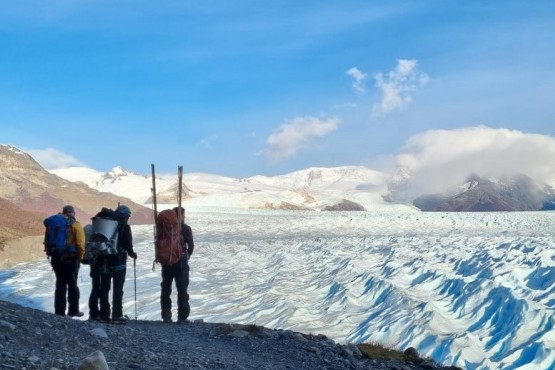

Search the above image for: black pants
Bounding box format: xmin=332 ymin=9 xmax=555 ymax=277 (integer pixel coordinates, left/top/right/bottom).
xmin=51 ymin=256 xmax=80 ymax=316
xmin=88 ymin=261 xmax=101 ymax=319
xmin=160 ymin=258 xmax=190 ymax=321
xmin=99 ymin=267 xmax=126 ymax=320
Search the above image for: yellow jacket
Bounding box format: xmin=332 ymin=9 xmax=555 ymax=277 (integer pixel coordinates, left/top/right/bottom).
xmin=67 ymin=218 xmax=86 ymax=261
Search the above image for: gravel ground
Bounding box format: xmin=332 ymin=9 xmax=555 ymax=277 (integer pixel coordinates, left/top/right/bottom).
xmin=0 ymin=300 xmax=462 ymax=370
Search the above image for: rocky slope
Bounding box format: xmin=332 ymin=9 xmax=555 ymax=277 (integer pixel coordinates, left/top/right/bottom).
xmin=0 ymin=300 xmax=460 ymax=370
xmin=0 ymin=197 xmax=44 ymax=248
xmin=0 ymin=145 xmax=155 ymax=248
xmin=0 ymin=144 xmax=153 ymax=224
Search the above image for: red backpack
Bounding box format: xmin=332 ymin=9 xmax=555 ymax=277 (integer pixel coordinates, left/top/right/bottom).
xmin=155 ymin=209 xmax=183 ymax=266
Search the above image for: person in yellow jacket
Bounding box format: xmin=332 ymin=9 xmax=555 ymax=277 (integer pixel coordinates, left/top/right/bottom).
xmin=46 ymin=205 xmax=86 ymax=317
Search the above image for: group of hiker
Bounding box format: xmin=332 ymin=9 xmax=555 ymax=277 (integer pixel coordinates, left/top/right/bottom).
xmin=43 ymin=204 xmax=194 ymax=324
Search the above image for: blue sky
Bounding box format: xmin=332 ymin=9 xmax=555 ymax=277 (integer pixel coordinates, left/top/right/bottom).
xmin=1 ymin=1 xmax=554 ymax=178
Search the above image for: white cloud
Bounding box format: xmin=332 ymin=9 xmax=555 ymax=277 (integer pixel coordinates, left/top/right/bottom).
xmin=261 ymin=116 xmax=339 ymax=161
xmin=196 ymin=138 xmax=212 ymax=149
xmin=346 ymin=67 xmax=367 ymax=93
xmin=373 ymin=59 xmax=429 ymax=115
xmin=394 ymin=126 xmax=555 ymax=195
xmin=25 ymin=147 xmax=86 ymax=169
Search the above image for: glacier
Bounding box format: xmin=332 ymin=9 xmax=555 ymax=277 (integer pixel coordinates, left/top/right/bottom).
xmin=1 ymin=208 xmax=555 ymax=369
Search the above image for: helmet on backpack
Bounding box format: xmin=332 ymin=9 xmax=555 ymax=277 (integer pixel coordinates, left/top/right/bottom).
xmin=115 ymin=205 xmax=132 ymax=218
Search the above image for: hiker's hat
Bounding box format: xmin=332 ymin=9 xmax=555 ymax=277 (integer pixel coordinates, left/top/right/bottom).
xmin=116 ymin=204 xmax=132 ymax=218
xmin=62 ymin=205 xmax=75 ymax=215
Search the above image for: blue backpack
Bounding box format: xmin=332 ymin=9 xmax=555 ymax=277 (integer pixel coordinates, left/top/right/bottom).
xmin=43 ymin=214 xmax=75 ymax=257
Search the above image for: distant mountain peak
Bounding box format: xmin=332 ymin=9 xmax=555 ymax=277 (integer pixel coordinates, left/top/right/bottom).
xmin=1 ymin=144 xmax=27 ymax=156
xmin=102 ymin=166 xmax=143 ymax=182
xmin=413 ymin=173 xmax=554 ymax=212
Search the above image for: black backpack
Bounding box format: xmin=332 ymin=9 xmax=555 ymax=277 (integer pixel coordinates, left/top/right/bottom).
xmin=82 ymin=208 xmax=121 ymax=264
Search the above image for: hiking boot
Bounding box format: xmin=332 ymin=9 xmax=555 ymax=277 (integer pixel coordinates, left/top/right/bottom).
xmin=100 ymin=317 xmax=111 ymax=324
xmin=68 ymin=311 xmax=84 ymax=317
xmin=162 ymin=317 xmax=173 ymax=323
xmin=88 ymin=315 xmax=101 ymax=321
xmin=112 ymin=316 xmax=129 ymax=324
xmin=177 ymin=319 xmax=191 ymax=324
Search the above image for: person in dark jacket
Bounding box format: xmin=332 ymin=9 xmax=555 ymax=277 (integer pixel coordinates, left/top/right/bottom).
xmin=160 ymin=206 xmax=194 ymax=323
xmin=98 ymin=205 xmax=137 ymax=323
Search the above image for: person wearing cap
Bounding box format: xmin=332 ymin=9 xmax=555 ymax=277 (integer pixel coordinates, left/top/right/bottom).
xmin=160 ymin=206 xmax=195 ymax=323
xmin=98 ymin=204 xmax=138 ymax=323
xmin=48 ymin=205 xmax=86 ymax=317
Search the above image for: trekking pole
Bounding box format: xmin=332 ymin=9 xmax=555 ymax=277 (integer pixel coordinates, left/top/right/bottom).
xmin=177 ymin=165 xmax=183 ymax=244
xmin=151 ymin=164 xmax=158 ymax=272
xmin=134 ymin=258 xmax=137 ymax=320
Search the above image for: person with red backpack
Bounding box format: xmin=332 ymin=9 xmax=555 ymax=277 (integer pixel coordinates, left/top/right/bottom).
xmin=158 ymin=206 xmax=194 ymax=323
xmin=43 ymin=205 xmax=86 ymax=317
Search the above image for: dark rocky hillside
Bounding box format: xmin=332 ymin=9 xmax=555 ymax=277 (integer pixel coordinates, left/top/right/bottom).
xmin=323 ymin=199 xmax=366 ymax=211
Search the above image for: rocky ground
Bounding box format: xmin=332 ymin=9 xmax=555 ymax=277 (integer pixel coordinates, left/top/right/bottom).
xmin=0 ymin=300 xmax=462 ymax=370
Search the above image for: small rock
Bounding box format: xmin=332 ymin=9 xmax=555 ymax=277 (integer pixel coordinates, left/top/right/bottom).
xmin=90 ymin=328 xmax=108 ymax=339
xmin=293 ymin=333 xmax=308 ymax=342
xmin=77 ymin=350 xmax=109 ymax=370
xmin=404 ymin=346 xmax=420 ymax=361
xmin=0 ymin=320 xmax=16 ymax=330
xmin=229 ymin=330 xmax=249 ymax=338
xmin=309 ymin=347 xmax=321 ymax=355
xmin=345 ymin=343 xmax=363 ymax=358
xmin=209 ymin=324 xmax=233 ymax=337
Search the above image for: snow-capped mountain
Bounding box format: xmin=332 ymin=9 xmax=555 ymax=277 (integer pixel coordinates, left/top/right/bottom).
xmin=50 ymin=166 xmax=175 ymax=205
xmin=50 ymin=165 xmax=396 ymax=211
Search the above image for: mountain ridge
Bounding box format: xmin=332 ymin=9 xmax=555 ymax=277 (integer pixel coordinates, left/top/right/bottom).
xmin=51 ymin=164 xmax=392 ymax=212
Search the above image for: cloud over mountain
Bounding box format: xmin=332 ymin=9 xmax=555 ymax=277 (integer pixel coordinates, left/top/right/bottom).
xmin=392 ymin=126 xmax=555 ymax=199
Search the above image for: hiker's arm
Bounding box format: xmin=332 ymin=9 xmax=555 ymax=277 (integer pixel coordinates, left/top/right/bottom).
xmin=74 ymin=222 xmax=86 ymax=261
xmin=185 ymin=225 xmax=194 ymax=257
xmin=122 ymin=224 xmax=137 ymax=259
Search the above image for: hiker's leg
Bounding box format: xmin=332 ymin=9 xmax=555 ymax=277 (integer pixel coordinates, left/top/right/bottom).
xmin=51 ymin=258 xmax=67 ymax=315
xmin=67 ymin=258 xmax=81 ymax=315
xmin=160 ymin=265 xmax=173 ymax=320
xmin=88 ymin=263 xmax=101 ymax=319
xmin=111 ymin=268 xmax=126 ymax=318
xmin=176 ymin=259 xmax=190 ymax=321
xmin=99 ymin=272 xmax=112 ymax=320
